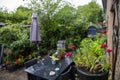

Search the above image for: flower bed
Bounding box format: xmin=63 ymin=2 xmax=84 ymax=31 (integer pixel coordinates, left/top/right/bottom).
xmin=3 ymin=52 xmax=36 ymax=72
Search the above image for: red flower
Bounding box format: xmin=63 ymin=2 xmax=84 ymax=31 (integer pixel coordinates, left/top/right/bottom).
xmin=102 ymin=30 xmax=107 ymax=34
xmin=15 ymin=59 xmax=19 ymax=64
xmin=106 ymin=49 xmax=112 ymax=53
xmin=18 ymin=54 xmax=23 ymax=58
xmin=69 ymin=45 xmax=75 ymax=49
xmin=66 ymin=52 xmax=72 ymax=57
xmin=100 ymin=43 xmax=107 ymax=48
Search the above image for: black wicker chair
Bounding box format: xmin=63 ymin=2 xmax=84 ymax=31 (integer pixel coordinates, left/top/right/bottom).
xmin=24 ymin=59 xmax=47 ymax=80
xmin=24 ymin=58 xmax=38 ymax=80
xmin=24 ymin=58 xmax=37 ymax=68
xmin=58 ymin=66 xmax=75 ymax=80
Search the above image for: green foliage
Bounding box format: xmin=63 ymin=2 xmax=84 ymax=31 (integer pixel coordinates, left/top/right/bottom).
xmin=0 ymin=24 xmax=38 ymax=65
xmin=29 ymin=0 xmax=68 ymax=50
xmin=0 ymin=6 xmax=32 ymax=24
xmin=73 ymin=33 xmax=110 ymax=73
xmin=0 ymin=0 xmax=104 ymax=57
xmin=12 ymin=6 xmax=32 ymax=23
xmin=29 ymin=0 xmax=89 ymax=50
xmin=97 ymin=9 xmax=104 ymax=22
xmin=54 ymin=5 xmax=76 ymax=26
xmin=0 ymin=9 xmax=9 ymax=22
xmin=0 ymin=24 xmax=30 ymax=54
xmin=77 ymin=1 xmax=103 ymax=24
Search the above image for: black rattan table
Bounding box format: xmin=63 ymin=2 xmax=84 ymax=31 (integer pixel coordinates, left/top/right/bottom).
xmin=25 ymin=57 xmax=73 ymax=80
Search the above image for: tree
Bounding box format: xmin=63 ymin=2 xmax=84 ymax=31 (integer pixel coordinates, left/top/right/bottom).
xmin=0 ymin=6 xmax=32 ymax=24
xmin=53 ymin=5 xmax=76 ymax=26
xmin=11 ymin=6 xmax=32 ymax=23
xmin=28 ymin=0 xmax=104 ymax=50
xmin=0 ymin=8 xmax=9 ymax=22
xmin=77 ymin=1 xmax=102 ymax=24
xmin=29 ymin=0 xmax=68 ymax=49
xmin=97 ymin=9 xmax=104 ymax=22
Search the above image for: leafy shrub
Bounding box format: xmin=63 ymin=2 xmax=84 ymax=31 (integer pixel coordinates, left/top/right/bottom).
xmin=73 ymin=30 xmax=111 ymax=73
xmin=0 ymin=24 xmax=32 ymax=62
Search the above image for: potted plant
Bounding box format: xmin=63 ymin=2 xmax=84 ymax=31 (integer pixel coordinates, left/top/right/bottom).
xmin=3 ymin=54 xmax=25 ymax=72
xmin=73 ymin=31 xmax=112 ymax=80
xmin=15 ymin=54 xmax=25 ymax=68
xmin=3 ymin=56 xmax=17 ymax=72
xmin=56 ymin=48 xmax=66 ymax=60
xmin=5 ymin=63 xmax=17 ymax=72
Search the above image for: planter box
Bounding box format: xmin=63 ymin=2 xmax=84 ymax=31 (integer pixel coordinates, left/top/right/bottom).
xmin=77 ymin=68 xmax=109 ymax=80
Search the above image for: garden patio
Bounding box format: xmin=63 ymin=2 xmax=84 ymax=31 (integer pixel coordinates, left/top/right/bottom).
xmin=0 ymin=0 xmax=119 ymax=80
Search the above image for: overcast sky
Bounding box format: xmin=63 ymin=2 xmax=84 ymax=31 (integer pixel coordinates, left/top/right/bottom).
xmin=0 ymin=0 xmax=102 ymax=12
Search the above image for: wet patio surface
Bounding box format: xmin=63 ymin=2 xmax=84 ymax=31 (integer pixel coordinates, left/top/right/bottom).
xmin=0 ymin=67 xmax=27 ymax=80
xmin=0 ymin=66 xmax=112 ymax=80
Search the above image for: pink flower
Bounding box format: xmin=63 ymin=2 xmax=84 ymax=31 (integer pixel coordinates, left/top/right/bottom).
xmin=102 ymin=30 xmax=107 ymax=34
xmin=66 ymin=52 xmax=72 ymax=57
xmin=69 ymin=45 xmax=75 ymax=49
xmin=106 ymin=49 xmax=112 ymax=53
xmin=100 ymin=43 xmax=107 ymax=48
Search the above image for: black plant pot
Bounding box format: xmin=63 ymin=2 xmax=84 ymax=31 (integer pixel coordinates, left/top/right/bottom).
xmin=77 ymin=68 xmax=109 ymax=80
xmin=6 ymin=64 xmax=17 ymax=72
xmin=16 ymin=63 xmax=24 ymax=69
